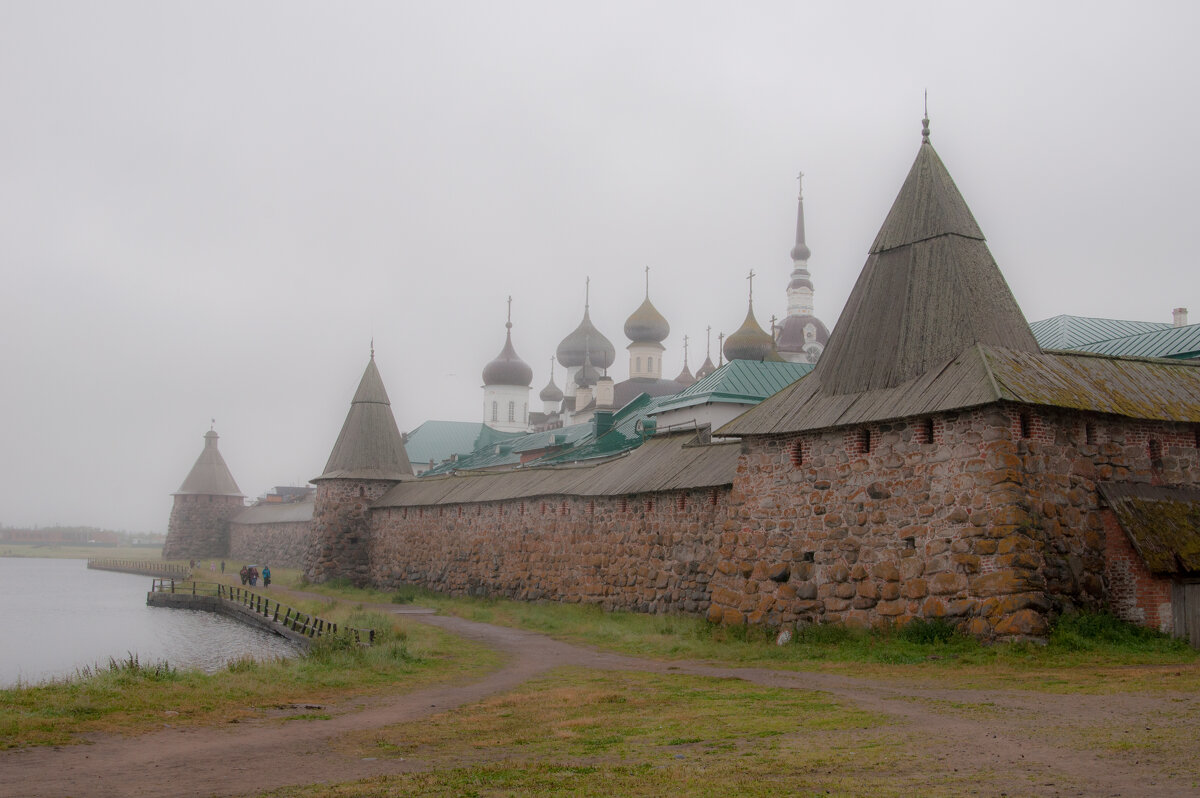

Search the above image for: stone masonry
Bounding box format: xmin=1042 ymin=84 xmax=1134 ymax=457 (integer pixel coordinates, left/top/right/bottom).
xmin=369 ymin=487 xmax=729 ymax=615
xmin=163 ymin=494 xmax=243 ymax=560
xmin=305 ymin=479 xmax=398 ymax=586
xmin=707 ymin=403 xmax=1199 ymax=638
xmin=229 ymin=520 xmax=312 ymax=568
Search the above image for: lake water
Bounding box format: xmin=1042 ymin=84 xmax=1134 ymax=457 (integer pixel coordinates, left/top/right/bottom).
xmin=0 ymin=558 xmax=305 ymax=687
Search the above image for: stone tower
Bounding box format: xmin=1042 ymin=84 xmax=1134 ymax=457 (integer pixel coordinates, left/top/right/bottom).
xmin=163 ymin=428 xmax=245 ymax=560
xmin=305 ymin=351 xmax=412 ymax=585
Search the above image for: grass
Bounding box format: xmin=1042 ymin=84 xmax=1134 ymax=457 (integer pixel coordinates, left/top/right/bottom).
xmin=264 ymin=667 xmax=979 ymax=798
xmin=0 ymin=604 xmax=501 ymax=749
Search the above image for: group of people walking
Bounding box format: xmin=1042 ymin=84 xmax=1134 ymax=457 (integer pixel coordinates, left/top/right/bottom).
xmin=237 ymin=564 xmax=271 ymax=588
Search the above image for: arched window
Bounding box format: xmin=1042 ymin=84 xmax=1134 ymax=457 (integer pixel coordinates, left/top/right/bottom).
xmin=636 ymin=357 xmax=642 ymax=373
xmin=491 ymin=401 xmax=498 ymax=422
xmin=647 ymin=356 xmax=654 ymax=371
xmin=508 ymin=401 xmax=515 ymax=422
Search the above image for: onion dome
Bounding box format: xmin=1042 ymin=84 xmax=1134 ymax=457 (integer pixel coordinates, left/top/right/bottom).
xmin=575 ymin=356 xmax=600 ymax=388
xmin=482 ymin=299 xmax=533 ymax=387
xmin=539 ymin=358 xmax=564 ymax=402
xmin=624 ymin=297 xmax=669 ymax=343
xmin=776 ymin=314 xmax=830 ymax=355
xmin=724 ymin=306 xmax=776 ymax=361
xmin=674 ymin=362 xmax=696 ymax=388
xmin=623 ymin=268 xmax=669 ymax=344
xmin=556 ymin=280 xmax=616 ymax=369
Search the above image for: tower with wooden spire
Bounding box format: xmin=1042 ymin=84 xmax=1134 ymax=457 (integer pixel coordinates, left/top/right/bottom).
xmin=305 ymin=344 xmax=413 ymax=585
xmin=775 ymin=172 xmax=830 ymax=363
xmin=164 ymin=425 xmax=245 ymax=560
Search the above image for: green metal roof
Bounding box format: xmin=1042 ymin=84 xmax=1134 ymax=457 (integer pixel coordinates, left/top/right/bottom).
xmin=652 ymin=359 xmax=813 ymax=414
xmin=538 ymin=394 xmax=671 ymax=465
xmin=1080 ymin=323 xmax=1200 ymax=360
xmin=404 ymin=421 xmax=520 ymax=471
xmin=1030 ymin=315 xmax=1170 ymax=350
xmin=420 ymin=422 xmax=592 ymax=476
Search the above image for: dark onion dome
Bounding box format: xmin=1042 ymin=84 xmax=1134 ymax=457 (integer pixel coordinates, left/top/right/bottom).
xmin=574 ymin=355 xmax=600 ymax=388
xmin=482 ymin=326 xmax=533 ymax=387
xmin=539 ymin=374 xmax=564 ymax=402
xmin=674 ymin=362 xmax=696 ymax=388
xmin=556 ymin=307 xmax=616 ymax=370
xmin=775 ymin=314 xmax=830 ymax=354
xmin=724 ymin=306 xmax=776 ymax=362
xmin=623 ymin=297 xmax=669 ymax=344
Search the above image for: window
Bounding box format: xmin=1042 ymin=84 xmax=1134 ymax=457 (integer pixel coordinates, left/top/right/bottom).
xmin=508 ymin=401 xmax=515 ymax=422
xmin=1149 ymin=439 xmax=1163 ymax=461
xmin=1019 ymin=412 xmax=1032 ymax=439
xmin=789 ymin=439 xmax=804 ymax=467
xmin=636 ymin=357 xmax=642 ymax=372
xmin=491 ymin=401 xmax=498 ymax=422
xmin=918 ymin=418 xmax=935 ymax=445
xmin=647 ymin=356 xmax=654 ymax=371
xmin=1085 ymin=423 xmax=1097 ymax=445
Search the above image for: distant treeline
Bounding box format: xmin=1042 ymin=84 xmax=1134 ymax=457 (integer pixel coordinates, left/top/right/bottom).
xmin=0 ymin=525 xmax=164 ymax=545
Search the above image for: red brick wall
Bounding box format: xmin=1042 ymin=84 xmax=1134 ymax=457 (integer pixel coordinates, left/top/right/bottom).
xmin=1102 ymin=509 xmax=1174 ymax=633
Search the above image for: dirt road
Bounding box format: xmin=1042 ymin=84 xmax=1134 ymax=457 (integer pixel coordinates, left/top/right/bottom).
xmin=2 ymin=606 xmax=1196 ymax=797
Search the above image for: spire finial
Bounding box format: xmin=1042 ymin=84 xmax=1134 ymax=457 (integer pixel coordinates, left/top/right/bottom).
xmin=506 ymin=295 xmax=513 ymax=330
xmin=770 ymin=314 xmax=777 ymax=338
xmin=706 ymin=325 xmax=712 ymax=357
xmin=644 ymin=265 xmax=650 ymax=299
xmin=718 ymin=332 xmax=725 ymax=366
xmin=682 ymin=333 xmax=689 ymax=364
xmin=922 ymin=91 xmax=930 ymax=143
xmin=370 ymin=338 xmax=375 ymax=360
xmin=796 ymin=171 xmax=804 ymax=199
xmin=549 ymin=356 xmax=555 ymax=381
xmin=210 ymin=417 xmax=215 ymax=431
xmin=747 ymin=269 xmax=756 ymax=306
xmin=585 ymin=276 xmax=590 ymax=310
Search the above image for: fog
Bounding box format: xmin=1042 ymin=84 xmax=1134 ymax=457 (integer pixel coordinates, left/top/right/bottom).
xmin=1 ymin=2 xmax=1195 ymax=531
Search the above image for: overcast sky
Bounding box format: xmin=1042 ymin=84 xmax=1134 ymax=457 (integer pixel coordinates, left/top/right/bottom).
xmin=1 ymin=1 xmax=1196 ymax=532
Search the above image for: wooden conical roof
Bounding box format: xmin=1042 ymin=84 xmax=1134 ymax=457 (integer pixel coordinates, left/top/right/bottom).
xmin=315 ymin=357 xmax=413 ymax=481
xmin=722 ymin=132 xmax=1041 ymax=436
xmin=174 ymin=430 xmax=243 ymax=496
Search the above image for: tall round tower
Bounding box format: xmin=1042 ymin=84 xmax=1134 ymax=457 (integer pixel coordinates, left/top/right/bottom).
xmin=305 ymin=347 xmax=413 ymax=585
xmin=163 ymin=427 xmax=245 ymax=560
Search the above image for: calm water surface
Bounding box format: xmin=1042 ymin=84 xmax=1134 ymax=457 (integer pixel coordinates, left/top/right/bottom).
xmin=0 ymin=558 xmax=304 ymax=686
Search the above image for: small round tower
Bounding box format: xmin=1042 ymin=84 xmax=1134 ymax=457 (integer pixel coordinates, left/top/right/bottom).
xmin=163 ymin=427 xmax=245 ymax=561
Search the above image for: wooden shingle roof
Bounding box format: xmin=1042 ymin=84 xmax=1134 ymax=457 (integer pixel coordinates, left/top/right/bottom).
xmin=1099 ymin=483 xmax=1200 ymax=575
xmin=174 ymin=430 xmax=243 ymax=497
xmin=315 ymin=357 xmax=413 ymax=481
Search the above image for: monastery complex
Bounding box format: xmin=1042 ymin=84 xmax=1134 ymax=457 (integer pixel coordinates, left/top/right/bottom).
xmin=164 ymin=118 xmax=1200 ymax=643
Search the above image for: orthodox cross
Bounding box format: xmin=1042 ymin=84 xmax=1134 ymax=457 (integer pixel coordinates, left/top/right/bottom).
xmin=796 ymin=171 xmax=804 ymax=199
xmin=644 ymin=265 xmax=650 ymax=298
xmin=770 ymin=314 xmax=777 ymax=338
xmin=506 ymin=295 xmax=513 ymax=329
xmin=747 ymin=269 xmax=756 ymax=305
xmin=718 ymin=331 xmax=725 ymax=366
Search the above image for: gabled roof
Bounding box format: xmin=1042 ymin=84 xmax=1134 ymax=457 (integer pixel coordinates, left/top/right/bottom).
xmin=315 ymin=357 xmax=413 ymax=481
xmin=1076 ymin=323 xmax=1200 ymax=360
xmin=232 ymin=500 xmax=314 ymax=525
xmin=376 ymin=429 xmax=740 ymax=507
xmin=720 ymin=345 xmax=1200 ymax=436
xmin=175 ymin=430 xmax=243 ymax=496
xmin=1030 ymin=314 xmax=1171 ymax=350
xmin=653 ymin=359 xmax=813 ymax=415
xmin=1098 ymin=483 xmax=1200 ymax=575
xmin=404 ymin=421 xmax=520 ymax=470
xmin=814 ymin=139 xmax=1038 ymax=397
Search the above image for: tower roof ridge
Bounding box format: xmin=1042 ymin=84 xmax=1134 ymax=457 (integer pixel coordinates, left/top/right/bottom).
xmin=316 ymin=356 xmax=413 ymax=481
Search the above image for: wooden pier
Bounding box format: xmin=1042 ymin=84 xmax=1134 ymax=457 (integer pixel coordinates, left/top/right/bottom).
xmin=146 ymin=579 xmax=374 ymax=647
xmin=88 ymin=559 xmax=192 ymax=579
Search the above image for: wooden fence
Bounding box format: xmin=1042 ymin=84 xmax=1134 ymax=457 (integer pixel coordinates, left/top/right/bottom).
xmin=149 ymin=579 xmax=375 ymax=645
